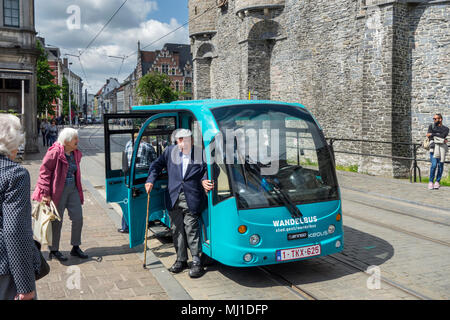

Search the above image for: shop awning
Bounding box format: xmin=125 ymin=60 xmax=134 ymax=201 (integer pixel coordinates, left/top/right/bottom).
xmin=0 ymin=68 xmax=33 ymax=80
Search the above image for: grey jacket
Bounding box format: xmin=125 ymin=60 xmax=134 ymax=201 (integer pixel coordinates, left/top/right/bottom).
xmin=0 ymin=155 xmax=41 ymax=294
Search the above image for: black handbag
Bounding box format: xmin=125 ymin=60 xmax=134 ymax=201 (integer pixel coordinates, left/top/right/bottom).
xmin=34 ymin=240 xmax=50 ymax=281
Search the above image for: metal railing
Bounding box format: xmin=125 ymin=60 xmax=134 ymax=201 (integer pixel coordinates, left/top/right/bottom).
xmin=326 ymin=137 xmax=449 ymax=183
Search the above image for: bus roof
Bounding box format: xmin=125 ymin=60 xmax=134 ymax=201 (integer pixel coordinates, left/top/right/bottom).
xmin=131 ymin=99 xmax=308 ymax=112
xmin=131 ymin=99 xmax=320 ymax=131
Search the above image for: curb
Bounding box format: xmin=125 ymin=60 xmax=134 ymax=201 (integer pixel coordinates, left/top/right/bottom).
xmin=82 ymin=178 xmax=192 ymax=300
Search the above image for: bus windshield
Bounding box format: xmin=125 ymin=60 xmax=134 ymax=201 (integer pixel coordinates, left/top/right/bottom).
xmin=210 ymin=104 xmax=339 ymax=210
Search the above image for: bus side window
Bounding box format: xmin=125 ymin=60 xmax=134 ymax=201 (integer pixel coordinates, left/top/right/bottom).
xmin=209 ymin=136 xmax=232 ymax=205
xmin=132 ymin=117 xmax=175 ymax=183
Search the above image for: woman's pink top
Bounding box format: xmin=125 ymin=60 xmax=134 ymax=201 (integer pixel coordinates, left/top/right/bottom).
xmin=32 ymin=142 xmax=84 ymax=207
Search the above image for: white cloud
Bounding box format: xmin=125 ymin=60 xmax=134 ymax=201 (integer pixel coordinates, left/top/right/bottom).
xmin=36 ymin=0 xmax=188 ymax=93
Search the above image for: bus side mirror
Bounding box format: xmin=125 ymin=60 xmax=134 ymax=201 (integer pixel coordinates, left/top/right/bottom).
xmin=122 ymin=151 xmax=129 ymax=175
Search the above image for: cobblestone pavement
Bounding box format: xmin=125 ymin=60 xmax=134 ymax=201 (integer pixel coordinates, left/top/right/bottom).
xmin=22 ymin=148 xmax=169 ymax=300
xmin=336 ymin=171 xmax=450 ymax=210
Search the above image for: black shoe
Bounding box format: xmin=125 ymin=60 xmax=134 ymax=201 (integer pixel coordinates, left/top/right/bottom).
xmin=169 ymin=260 xmax=188 ymax=273
xmin=189 ymin=260 xmax=204 ymax=278
xmin=70 ymin=246 xmax=88 ymax=259
xmin=49 ymin=250 xmax=68 ymax=262
xmin=118 ymin=228 xmax=129 ymax=234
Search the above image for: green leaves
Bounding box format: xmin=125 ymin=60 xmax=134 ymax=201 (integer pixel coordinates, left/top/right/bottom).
xmin=36 ymin=40 xmax=61 ymax=116
xmin=136 ymin=71 xmax=179 ymax=105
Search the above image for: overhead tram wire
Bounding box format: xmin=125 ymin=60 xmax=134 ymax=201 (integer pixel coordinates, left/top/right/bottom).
xmin=48 ymin=2 xmax=217 ymax=87
xmin=77 ymin=55 xmax=91 ymax=88
xmin=108 ymin=55 xmax=127 ymax=78
xmin=122 ymin=3 xmax=218 ymax=61
xmin=79 ymin=0 xmax=129 ymax=57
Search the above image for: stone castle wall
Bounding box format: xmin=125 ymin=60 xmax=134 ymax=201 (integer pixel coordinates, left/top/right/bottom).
xmin=188 ymin=0 xmax=450 ymax=178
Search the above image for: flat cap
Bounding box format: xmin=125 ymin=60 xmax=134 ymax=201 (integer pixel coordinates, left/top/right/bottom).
xmin=174 ymin=128 xmax=192 ymax=139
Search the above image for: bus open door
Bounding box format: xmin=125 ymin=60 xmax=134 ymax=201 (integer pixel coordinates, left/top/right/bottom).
xmin=104 ymin=112 xmax=178 ymax=247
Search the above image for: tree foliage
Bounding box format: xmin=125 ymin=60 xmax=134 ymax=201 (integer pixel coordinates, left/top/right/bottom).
xmin=36 ymin=40 xmax=61 ymax=116
xmin=136 ymin=72 xmax=179 ymax=105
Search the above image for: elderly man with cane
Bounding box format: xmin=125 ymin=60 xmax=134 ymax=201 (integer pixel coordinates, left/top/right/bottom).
xmin=145 ymin=129 xmax=214 ymax=278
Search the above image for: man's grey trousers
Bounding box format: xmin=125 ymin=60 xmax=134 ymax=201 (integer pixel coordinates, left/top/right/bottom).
xmin=168 ymin=192 xmax=201 ymax=262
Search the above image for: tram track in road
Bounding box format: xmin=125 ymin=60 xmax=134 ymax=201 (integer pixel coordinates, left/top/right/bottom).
xmin=325 ymin=254 xmax=433 ymax=300
xmin=259 ymin=253 xmax=433 ymax=300
xmin=341 ymin=191 xmax=450 ymax=248
xmin=257 ymin=266 xmax=319 ymax=300
xmin=341 ymin=190 xmax=450 ymax=228
xmin=343 ymin=209 xmax=450 ymax=247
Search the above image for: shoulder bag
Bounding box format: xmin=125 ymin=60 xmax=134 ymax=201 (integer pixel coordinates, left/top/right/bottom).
xmin=32 ymin=200 xmax=61 ymax=247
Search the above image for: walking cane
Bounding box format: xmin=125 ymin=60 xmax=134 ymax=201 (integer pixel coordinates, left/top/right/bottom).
xmin=143 ymin=192 xmax=150 ymax=269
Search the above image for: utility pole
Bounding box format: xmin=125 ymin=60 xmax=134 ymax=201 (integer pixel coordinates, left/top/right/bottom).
xmin=65 ymin=53 xmax=79 ymax=126
xmin=68 ymin=61 xmax=72 ymax=125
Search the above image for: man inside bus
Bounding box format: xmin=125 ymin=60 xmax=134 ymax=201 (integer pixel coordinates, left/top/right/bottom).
xmin=118 ymin=132 xmax=157 ymax=234
xmin=145 ymin=129 xmax=214 ymax=278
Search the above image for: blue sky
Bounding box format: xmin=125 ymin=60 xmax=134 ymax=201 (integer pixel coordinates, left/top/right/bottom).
xmin=150 ymin=0 xmax=188 ymax=25
xmin=36 ymin=0 xmax=190 ymax=93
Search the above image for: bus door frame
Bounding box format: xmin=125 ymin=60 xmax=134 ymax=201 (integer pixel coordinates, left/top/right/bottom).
xmin=104 ymin=112 xmax=156 ymax=203
xmin=127 ymin=112 xmax=179 ymax=248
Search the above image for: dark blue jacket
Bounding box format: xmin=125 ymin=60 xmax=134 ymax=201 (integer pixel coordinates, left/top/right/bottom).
xmin=0 ymin=155 xmax=41 ymax=294
xmin=146 ymin=145 xmax=208 ymax=214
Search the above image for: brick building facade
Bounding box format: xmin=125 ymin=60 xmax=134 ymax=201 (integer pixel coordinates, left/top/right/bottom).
xmin=123 ymin=42 xmax=193 ymax=111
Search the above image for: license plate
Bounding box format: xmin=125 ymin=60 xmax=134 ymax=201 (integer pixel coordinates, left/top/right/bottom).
xmin=276 ymin=244 xmax=321 ymax=262
xmin=287 ymin=231 xmax=308 ymax=240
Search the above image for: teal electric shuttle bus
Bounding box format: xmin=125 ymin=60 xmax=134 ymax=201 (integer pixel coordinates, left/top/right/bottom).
xmin=104 ymin=99 xmax=343 ymax=267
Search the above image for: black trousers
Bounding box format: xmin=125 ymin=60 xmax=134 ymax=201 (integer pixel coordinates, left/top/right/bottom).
xmin=168 ymin=192 xmax=201 ymax=262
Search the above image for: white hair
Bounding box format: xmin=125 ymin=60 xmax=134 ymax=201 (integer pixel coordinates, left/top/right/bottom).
xmin=57 ymin=127 xmax=79 ymax=146
xmin=0 ymin=114 xmax=24 ymax=156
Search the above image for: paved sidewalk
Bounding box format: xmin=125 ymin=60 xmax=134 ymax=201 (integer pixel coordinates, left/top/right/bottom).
xmin=336 ymin=171 xmax=450 ymax=211
xmin=22 ymin=147 xmax=171 ymax=300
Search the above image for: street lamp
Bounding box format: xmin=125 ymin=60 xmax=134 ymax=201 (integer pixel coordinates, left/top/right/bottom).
xmin=68 ymin=62 xmax=72 ymax=125
xmin=65 ymin=53 xmax=79 ymax=126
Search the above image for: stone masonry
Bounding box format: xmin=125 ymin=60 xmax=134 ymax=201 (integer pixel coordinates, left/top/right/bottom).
xmin=188 ymin=0 xmax=450 ymax=178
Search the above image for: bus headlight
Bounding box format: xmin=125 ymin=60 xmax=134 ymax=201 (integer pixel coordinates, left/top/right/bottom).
xmin=249 ymin=234 xmax=260 ymax=246
xmin=328 ymin=225 xmax=335 ymax=234
xmin=335 ymin=240 xmax=341 ymax=248
xmin=244 ymin=253 xmax=253 ymax=262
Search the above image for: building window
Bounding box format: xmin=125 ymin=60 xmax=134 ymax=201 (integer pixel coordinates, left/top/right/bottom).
xmin=175 ymin=81 xmax=179 ymax=92
xmin=184 ymin=82 xmax=192 ymax=93
xmin=4 ymin=0 xmax=20 ymax=27
xmin=162 ymin=64 xmax=169 ymax=74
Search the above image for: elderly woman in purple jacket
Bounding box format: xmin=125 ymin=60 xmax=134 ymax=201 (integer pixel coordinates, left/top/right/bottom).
xmin=32 ymin=128 xmax=88 ymax=262
xmin=0 ymin=114 xmax=41 ymax=300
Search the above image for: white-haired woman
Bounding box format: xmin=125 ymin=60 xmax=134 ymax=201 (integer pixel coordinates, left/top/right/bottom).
xmin=32 ymin=127 xmax=88 ymax=261
xmin=0 ymin=114 xmax=41 ymax=300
